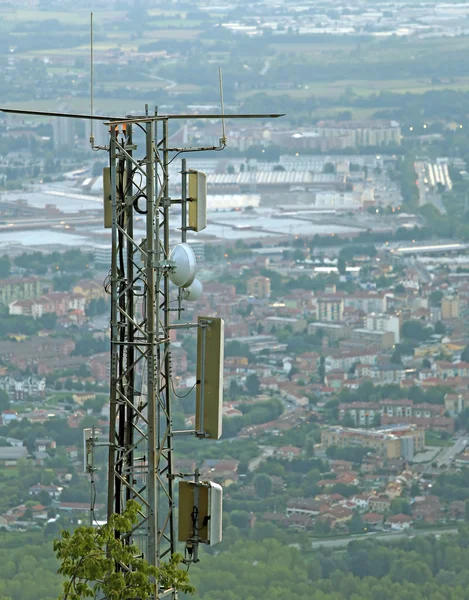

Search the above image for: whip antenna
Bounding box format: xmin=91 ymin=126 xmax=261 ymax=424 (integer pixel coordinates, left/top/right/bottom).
xmin=219 ymin=67 xmax=226 ymax=146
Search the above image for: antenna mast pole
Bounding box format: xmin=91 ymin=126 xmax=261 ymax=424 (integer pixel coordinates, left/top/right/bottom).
xmin=0 ymin=99 xmax=283 ymax=600
xmin=107 ymin=118 xmax=175 ymax=598
xmin=89 ymin=12 xmax=94 ymax=146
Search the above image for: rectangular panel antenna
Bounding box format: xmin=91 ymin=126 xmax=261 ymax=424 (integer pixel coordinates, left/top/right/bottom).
xmin=188 ymin=170 xmax=207 ymax=232
xmin=196 ymin=316 xmax=224 ymax=439
xmin=178 ymin=480 xmax=223 ymax=546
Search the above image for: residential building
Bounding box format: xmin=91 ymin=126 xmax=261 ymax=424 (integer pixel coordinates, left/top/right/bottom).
xmin=436 ymin=361 xmax=469 ymax=379
xmin=365 ymin=313 xmax=400 ymax=344
xmin=313 ymin=120 xmax=401 ymax=148
xmin=339 ymin=400 xmax=443 ymax=426
xmin=355 ymin=363 xmax=407 ymax=384
xmin=308 ymin=322 xmax=350 ymax=340
xmin=324 ymin=348 xmax=378 ymax=372
xmin=344 ymin=291 xmax=392 ymax=313
xmin=386 ymin=514 xmax=413 ymax=530
xmin=0 ymin=446 xmax=28 ymax=466
xmin=247 ymin=276 xmax=271 ymax=299
xmin=275 ymin=446 xmax=301 ymax=460
xmin=441 ymin=296 xmax=459 ymax=320
xmin=444 ymin=393 xmax=469 ymax=415
xmin=321 ymin=426 xmax=402 ymax=460
xmin=321 ymin=424 xmax=424 ymax=460
xmin=264 ymin=316 xmax=307 ymax=333
xmin=53 ymin=115 xmax=74 ymax=150
xmin=72 ymin=280 xmax=105 ymax=301
xmin=0 ymin=376 xmax=46 ymax=399
xmin=286 ymin=498 xmax=326 ymax=518
xmin=381 ymin=414 xmax=455 ymax=434
xmin=351 ymin=328 xmax=395 ymax=349
xmin=29 ymin=483 xmax=63 ymax=499
xmin=317 ymin=297 xmax=344 ymax=322
xmin=368 ymin=494 xmax=391 ymax=513
xmin=0 ymin=277 xmax=49 ymax=305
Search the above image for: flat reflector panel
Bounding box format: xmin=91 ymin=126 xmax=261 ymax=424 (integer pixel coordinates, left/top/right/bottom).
xmin=178 ymin=481 xmax=223 ymax=546
xmin=178 ymin=481 xmax=209 ymax=543
xmin=188 ymin=170 xmax=207 ymax=232
xmin=196 ymin=316 xmax=224 ymax=439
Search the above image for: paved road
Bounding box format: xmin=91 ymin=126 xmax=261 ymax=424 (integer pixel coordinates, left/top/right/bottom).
xmin=146 ymin=73 xmax=177 ymax=90
xmin=437 ymin=436 xmax=468 ymax=466
xmin=311 ymin=527 xmax=458 ymax=549
xmin=248 ymin=445 xmax=275 ymax=472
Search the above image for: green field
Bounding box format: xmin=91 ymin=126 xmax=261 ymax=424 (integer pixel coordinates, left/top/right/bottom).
xmin=0 ymin=467 xmax=18 ymax=480
xmin=3 ymin=6 xmax=469 ymax=125
xmin=239 ymin=77 xmax=469 ymax=100
xmin=0 ymin=9 xmax=126 ymax=25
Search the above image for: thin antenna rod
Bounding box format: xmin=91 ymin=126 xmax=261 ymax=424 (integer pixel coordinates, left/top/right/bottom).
xmin=219 ymin=67 xmax=226 ymax=146
xmin=0 ymin=107 xmax=285 ymax=121
xmin=90 ymin=12 xmax=94 ymax=146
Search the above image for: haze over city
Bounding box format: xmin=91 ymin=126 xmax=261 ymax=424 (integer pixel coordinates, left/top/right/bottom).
xmin=3 ymin=1 xmax=469 ymax=599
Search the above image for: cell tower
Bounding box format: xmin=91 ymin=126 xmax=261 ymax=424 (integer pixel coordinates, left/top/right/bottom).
xmin=2 ymin=103 xmax=282 ymax=597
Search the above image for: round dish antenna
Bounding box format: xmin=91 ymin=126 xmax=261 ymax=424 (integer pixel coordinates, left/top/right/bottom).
xmin=169 ymin=243 xmax=196 ymax=288
xmin=182 ymin=277 xmax=203 ymax=302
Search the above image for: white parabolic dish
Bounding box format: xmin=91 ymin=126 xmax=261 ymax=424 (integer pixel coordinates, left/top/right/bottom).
xmin=169 ymin=243 xmax=196 ymax=288
xmin=183 ymin=277 xmax=203 ymax=301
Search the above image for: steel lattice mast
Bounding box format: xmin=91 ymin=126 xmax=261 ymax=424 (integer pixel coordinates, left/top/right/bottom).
xmin=1 ymin=104 xmax=283 ymax=600
xmin=107 ymin=116 xmax=176 ymax=597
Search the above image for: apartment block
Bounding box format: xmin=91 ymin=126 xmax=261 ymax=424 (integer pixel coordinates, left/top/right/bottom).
xmin=247 ymin=276 xmax=271 ymax=299
xmin=365 ymin=313 xmax=400 ymax=344
xmin=441 ymin=296 xmax=459 ymax=320
xmin=0 ymin=277 xmax=49 ymax=305
xmin=317 ymin=297 xmax=344 ymax=322
xmin=321 ymin=424 xmax=424 ymax=460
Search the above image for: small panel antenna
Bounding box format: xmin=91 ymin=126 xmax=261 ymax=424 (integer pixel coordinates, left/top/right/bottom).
xmin=219 ymin=67 xmax=226 ymax=147
xmin=90 ymin=12 xmax=95 ymax=147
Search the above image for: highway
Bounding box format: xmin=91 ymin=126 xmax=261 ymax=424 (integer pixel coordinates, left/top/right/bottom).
xmin=311 ymin=527 xmax=458 ymax=549
xmin=436 ymin=435 xmax=468 ymax=466
xmin=0 ymin=214 xmax=102 ymax=233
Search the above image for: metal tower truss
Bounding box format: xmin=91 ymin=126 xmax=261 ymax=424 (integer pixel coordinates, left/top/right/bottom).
xmin=107 ymin=118 xmax=176 ymax=596
xmin=0 ymin=101 xmax=283 ymax=600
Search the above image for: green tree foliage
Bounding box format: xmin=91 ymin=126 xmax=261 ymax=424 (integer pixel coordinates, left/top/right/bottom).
xmin=432 ymin=468 xmax=469 ymax=502
xmin=14 ymin=250 xmax=93 ymax=274
xmin=71 ymin=336 xmax=108 ymax=357
xmin=461 ymin=345 xmax=469 ymax=363
xmin=396 ymin=155 xmax=419 ymax=209
xmin=390 ymin=498 xmax=412 ymax=516
xmin=0 ymin=389 xmax=10 ymax=412
xmin=229 ymin=510 xmax=250 ymax=529
xmin=54 ymin=500 xmax=194 ymax=600
xmin=224 ymin=341 xmax=254 ymax=362
xmin=253 ymin=473 xmax=273 ymax=499
xmin=0 ymin=255 xmax=10 ymax=278
xmin=245 ymin=373 xmax=261 ymax=396
xmin=337 ymin=382 xmax=450 ymax=406
xmin=349 ymin=511 xmax=365 ymax=534
xmin=429 ymin=290 xmax=444 ymax=306
xmin=401 ymin=320 xmax=433 ymax=342
xmin=85 ymin=298 xmax=108 ymax=318
xmin=326 ymin=445 xmax=373 ymax=465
